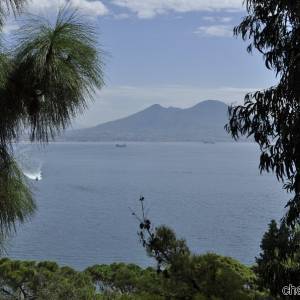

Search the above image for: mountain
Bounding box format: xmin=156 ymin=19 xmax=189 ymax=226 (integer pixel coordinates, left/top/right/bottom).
xmin=63 ymin=100 xmax=232 ymax=142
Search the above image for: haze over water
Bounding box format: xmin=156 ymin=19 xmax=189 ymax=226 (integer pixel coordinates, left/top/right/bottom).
xmin=9 ymin=142 xmax=287 ymax=270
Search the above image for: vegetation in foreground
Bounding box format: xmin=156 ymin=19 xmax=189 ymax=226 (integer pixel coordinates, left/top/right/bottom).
xmin=0 ymin=252 xmax=266 ymax=300
xmin=0 ymin=199 xmax=272 ymax=300
xmin=1 ymin=0 xmax=300 ymax=299
xmin=1 ymin=201 xmax=299 ymax=299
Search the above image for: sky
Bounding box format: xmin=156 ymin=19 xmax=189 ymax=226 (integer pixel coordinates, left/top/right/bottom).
xmin=5 ymin=0 xmax=278 ymax=127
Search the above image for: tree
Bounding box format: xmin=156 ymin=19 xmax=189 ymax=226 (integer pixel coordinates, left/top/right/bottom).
xmin=0 ymin=258 xmax=166 ymax=300
xmin=133 ymin=197 xmax=264 ymax=300
xmin=255 ymin=220 xmax=300 ymax=298
xmin=225 ymin=0 xmax=300 ymax=227
xmin=85 ymin=263 xmax=163 ymax=298
xmin=0 ymin=1 xmax=104 ymax=245
xmin=0 ymin=258 xmax=101 ymax=299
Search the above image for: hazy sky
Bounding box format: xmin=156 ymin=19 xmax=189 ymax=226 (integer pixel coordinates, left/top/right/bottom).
xmin=6 ymin=0 xmax=278 ymax=127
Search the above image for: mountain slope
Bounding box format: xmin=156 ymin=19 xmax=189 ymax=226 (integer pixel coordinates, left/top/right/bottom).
xmin=63 ymin=100 xmax=231 ymax=142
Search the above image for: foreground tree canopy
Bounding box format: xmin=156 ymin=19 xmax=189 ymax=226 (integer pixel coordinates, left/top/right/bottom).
xmin=0 ymin=255 xmax=265 ymax=299
xmin=0 ymin=0 xmax=104 ymax=241
xmin=226 ymin=0 xmax=300 ymax=227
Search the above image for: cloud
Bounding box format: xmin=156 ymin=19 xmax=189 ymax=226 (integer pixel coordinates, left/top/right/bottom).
xmin=202 ymin=16 xmax=232 ymax=23
xmin=74 ymin=85 xmax=258 ymax=127
xmin=196 ymin=15 xmax=234 ymax=38
xmin=194 ymin=24 xmax=233 ymax=37
xmin=2 ymin=0 xmax=108 ymax=37
xmin=27 ymin=0 xmax=109 ymax=18
xmin=113 ymin=13 xmax=130 ymax=20
xmin=111 ymin=0 xmax=243 ymax=19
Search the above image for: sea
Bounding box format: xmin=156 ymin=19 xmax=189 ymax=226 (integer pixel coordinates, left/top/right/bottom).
xmin=7 ymin=142 xmax=288 ymax=270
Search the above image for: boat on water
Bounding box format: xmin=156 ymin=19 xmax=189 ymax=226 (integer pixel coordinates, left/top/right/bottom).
xmin=115 ymin=144 xmax=127 ymax=148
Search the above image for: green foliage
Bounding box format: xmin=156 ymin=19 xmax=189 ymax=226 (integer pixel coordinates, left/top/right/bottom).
xmin=0 ymin=258 xmax=164 ymax=300
xmin=134 ymin=198 xmax=266 ymax=300
xmin=0 ymin=150 xmax=35 ymax=241
xmin=0 ymin=4 xmax=104 ymax=246
xmin=0 ymin=257 xmax=270 ymax=300
xmin=85 ymin=263 xmax=163 ymax=298
xmin=225 ymin=0 xmax=300 ymax=227
xmin=0 ymin=258 xmax=100 ymax=299
xmin=255 ymin=220 xmax=300 ymax=298
xmin=224 ymin=1 xmax=300 ymax=295
xmin=11 ymin=8 xmax=104 ymax=141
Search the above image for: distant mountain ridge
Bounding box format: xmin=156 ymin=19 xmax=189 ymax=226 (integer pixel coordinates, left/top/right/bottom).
xmin=63 ymin=100 xmax=233 ymax=142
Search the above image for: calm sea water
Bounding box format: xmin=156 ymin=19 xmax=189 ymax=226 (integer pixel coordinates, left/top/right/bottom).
xmin=8 ymin=142 xmax=287 ymax=270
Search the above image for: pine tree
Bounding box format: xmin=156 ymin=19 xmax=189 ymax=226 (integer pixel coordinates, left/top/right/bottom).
xmin=256 ymin=220 xmax=300 ymax=298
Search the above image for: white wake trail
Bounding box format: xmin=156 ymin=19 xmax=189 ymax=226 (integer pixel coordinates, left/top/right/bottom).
xmin=14 ymin=145 xmax=44 ymax=181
